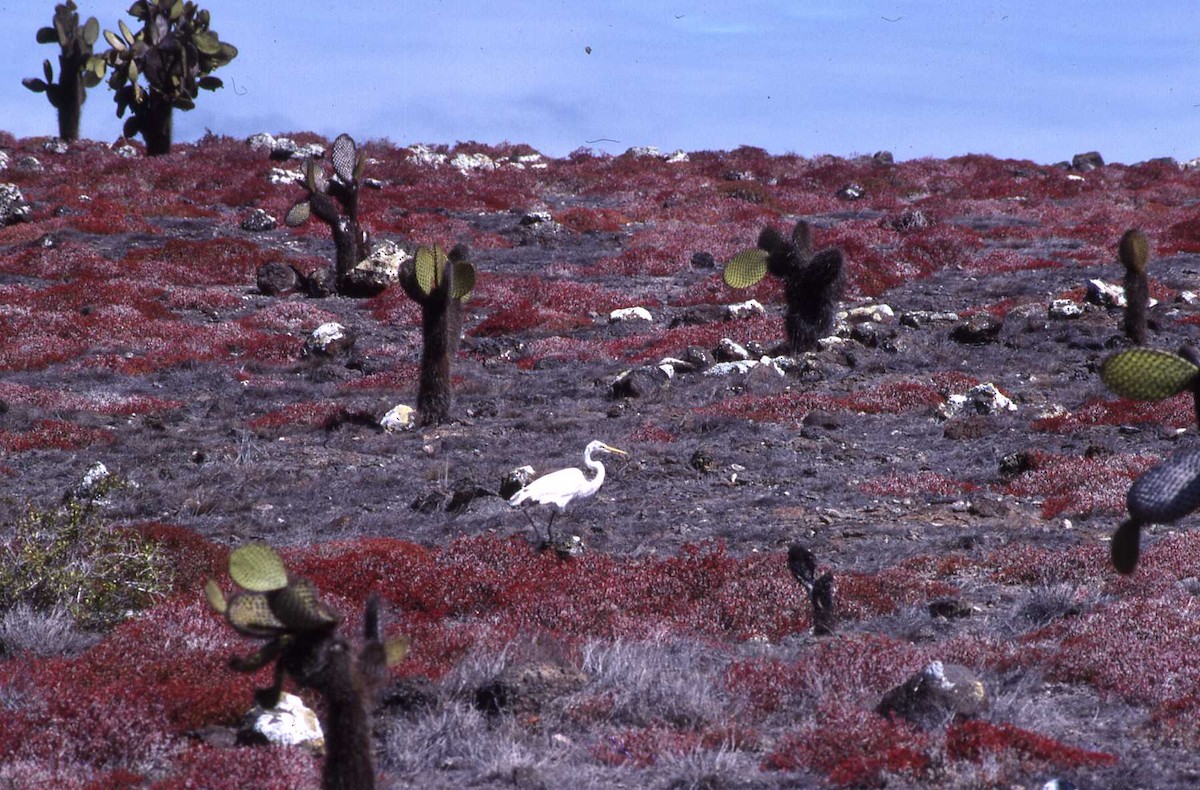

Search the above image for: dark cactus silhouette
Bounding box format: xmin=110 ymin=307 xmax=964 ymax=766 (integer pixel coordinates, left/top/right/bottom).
xmin=1119 ymin=228 xmax=1151 ymax=345
xmin=724 ymin=219 xmax=845 ymax=353
xmin=398 ymin=244 xmax=475 ymax=426
xmin=285 ymin=133 xmax=377 ymax=297
xmin=95 ymin=0 xmax=237 ymax=155
xmin=787 ymin=543 xmax=837 ymax=635
xmin=22 ymin=2 xmax=101 ymax=141
xmin=206 ymin=544 xmax=408 ymax=790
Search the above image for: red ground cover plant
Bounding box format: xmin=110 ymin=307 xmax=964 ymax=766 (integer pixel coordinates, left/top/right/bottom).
xmin=0 ymin=382 xmax=181 ymax=415
xmin=1000 ymin=450 xmax=1157 ymax=520
xmin=859 ymin=470 xmax=979 ymax=498
xmin=702 ymin=379 xmax=944 ymax=426
xmin=0 ymin=419 xmax=114 ymax=454
xmin=248 ymin=401 xmax=350 ymax=432
xmin=592 ymin=725 xmax=704 ymax=768
xmin=1033 ymin=395 xmax=1195 ymax=433
xmin=945 ymin=719 xmax=1117 ymax=770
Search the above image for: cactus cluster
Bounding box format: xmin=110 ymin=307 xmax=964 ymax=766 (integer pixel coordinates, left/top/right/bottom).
xmin=787 ymin=543 xmax=836 ymax=636
xmin=723 ymin=220 xmax=845 ymax=353
xmin=94 ymin=0 xmax=237 ymax=155
xmin=1100 ymin=345 xmax=1200 ymax=573
xmin=207 ymin=543 xmax=407 ymax=790
xmin=1119 ymin=228 xmax=1151 ymax=345
xmin=398 ymin=244 xmax=476 ymax=426
xmin=21 ymin=2 xmax=102 ymax=141
xmin=285 ymin=133 xmax=377 ymax=297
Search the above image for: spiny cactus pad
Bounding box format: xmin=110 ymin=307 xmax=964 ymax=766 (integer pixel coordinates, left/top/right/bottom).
xmin=452 ymin=261 xmax=476 ymax=300
xmin=415 ymin=245 xmax=448 ymax=296
xmin=228 ymin=543 xmax=288 ymax=592
xmin=1100 ymin=348 xmax=1197 ymax=400
xmin=1127 ymin=449 xmax=1200 ymax=525
xmin=1119 ymin=229 xmax=1150 ymax=275
xmin=267 ymin=579 xmax=340 ymax=631
xmin=204 ymin=578 xmax=227 ymax=614
xmin=723 ymin=248 xmax=769 ymax=289
xmin=226 ymin=592 xmax=287 ymax=636
xmin=332 ymin=134 xmax=357 ymax=183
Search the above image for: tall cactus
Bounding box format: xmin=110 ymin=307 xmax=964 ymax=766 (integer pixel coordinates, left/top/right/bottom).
xmin=1119 ymin=228 xmax=1151 ymax=345
xmin=285 ymin=133 xmax=376 ymax=297
xmin=206 ymin=543 xmax=408 ymax=790
xmin=22 ymin=2 xmax=101 ymax=141
xmin=724 ymin=219 xmax=845 ymax=353
xmin=95 ymin=0 xmax=238 ymax=155
xmin=398 ymin=244 xmax=476 ymax=426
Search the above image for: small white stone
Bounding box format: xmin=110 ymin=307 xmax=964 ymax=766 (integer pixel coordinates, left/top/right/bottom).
xmin=1086 ymin=279 xmax=1126 ymax=308
xmin=241 ymin=692 xmax=324 ymax=751
xmin=407 ymin=144 xmax=449 ymax=168
xmin=626 ymin=145 xmax=661 ymax=158
xmin=1179 ymin=291 xmax=1199 ymax=305
xmin=725 ymin=299 xmax=765 ymax=320
xmin=704 ymin=360 xmax=758 ymax=376
xmin=451 ymin=152 xmax=496 ymax=174
xmin=246 ymin=132 xmax=276 ymax=152
xmin=609 ymin=306 xmax=653 ymax=323
xmin=1048 ymin=299 xmax=1084 ymax=319
xmin=846 ymin=303 xmax=895 ymax=324
xmin=665 ymin=149 xmax=690 ymax=163
xmin=1066 ymin=174 xmax=1085 ymax=182
xmin=381 ymin=404 xmax=417 ymax=432
xmin=267 ymin=167 xmax=304 ymax=186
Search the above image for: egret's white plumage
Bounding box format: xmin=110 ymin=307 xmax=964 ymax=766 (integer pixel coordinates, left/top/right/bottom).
xmin=509 ymin=440 xmax=628 ymax=543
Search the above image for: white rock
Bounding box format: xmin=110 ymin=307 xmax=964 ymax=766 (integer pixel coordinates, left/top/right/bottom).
xmin=1048 ymin=299 xmax=1084 ymax=319
xmin=294 ymin=143 xmax=325 ymax=160
xmin=42 ymin=139 xmax=69 ymax=155
xmin=1180 ymin=291 xmax=1199 ymax=305
xmin=240 ymin=692 xmax=324 ymax=751
xmin=305 ymin=322 xmax=353 ymax=356
xmin=626 ymin=145 xmax=661 ymax=158
xmin=115 ymin=144 xmax=138 ymax=159
xmin=408 ymin=144 xmax=448 ymax=168
xmin=725 ymin=299 xmax=765 ymax=320
xmin=609 ymin=306 xmax=653 ymax=323
xmin=938 ymin=383 xmax=1017 ymax=419
xmin=704 ymin=360 xmax=758 ymax=376
xmin=352 ymin=238 xmax=411 ymax=286
xmin=1066 ymin=174 xmax=1085 ymax=182
xmin=246 ymin=132 xmax=276 ymax=152
xmin=714 ymin=338 xmax=750 ymax=361
xmin=267 ymin=167 xmax=304 ymax=186
xmin=515 ymin=153 xmax=544 ymax=166
xmin=451 ymin=152 xmax=496 ymax=175
xmin=0 ymin=183 xmax=32 ymax=225
xmin=0 ymin=152 xmax=9 ymax=171
xmin=846 ymin=303 xmax=895 ymax=324
xmin=381 ymin=404 xmax=417 ymax=432
xmin=1185 ymin=157 xmax=1200 ymax=170
xmin=1086 ymin=279 xmax=1126 ymax=308
xmin=665 ymin=150 xmax=690 ymax=163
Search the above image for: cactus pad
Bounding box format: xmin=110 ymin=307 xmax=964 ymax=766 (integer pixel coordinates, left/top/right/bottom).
xmin=386 ymin=637 xmax=410 ymax=667
xmin=1100 ymin=348 xmax=1197 ymax=400
xmin=229 ymin=543 xmax=288 ymax=592
xmin=226 ymin=592 xmax=286 ymax=636
xmin=1119 ymin=229 xmax=1149 ymax=275
xmin=415 ymin=245 xmax=447 ymax=296
xmin=452 ymin=261 xmax=475 ymax=300
xmin=285 ymin=200 xmax=311 ymax=227
xmin=723 ymin=248 xmax=769 ymax=289
xmin=1111 ymin=519 xmax=1142 ymax=575
xmin=267 ymin=579 xmax=340 ymax=631
xmin=204 ymin=579 xmax=227 ymax=614
xmin=1127 ymin=449 xmax=1200 ymax=525
xmin=332 ymin=133 xmax=357 ymax=183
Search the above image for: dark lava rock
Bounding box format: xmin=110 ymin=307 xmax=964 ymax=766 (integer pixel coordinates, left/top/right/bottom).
xmin=1072 ymin=151 xmax=1105 ymax=172
xmin=928 ymin=597 xmax=973 ymax=619
xmin=882 ymin=210 xmax=931 ymax=233
xmin=876 ymin=661 xmax=988 ymax=729
xmin=689 ymin=447 xmax=717 ymax=473
xmin=690 ymin=251 xmax=715 ymax=269
xmin=612 ymin=365 xmax=670 ymax=399
xmin=802 ymin=409 xmax=842 ymax=430
xmin=998 ymin=450 xmax=1037 ymax=478
xmin=475 ymin=663 xmax=589 ymax=716
xmin=380 ymin=676 xmax=439 ymax=715
xmin=256 ymin=261 xmax=304 ymax=296
xmin=241 ymin=208 xmax=277 ymax=232
xmin=499 ymin=466 xmax=536 ymax=499
xmin=837 ymin=183 xmax=865 ymax=201
xmin=681 ymin=345 xmax=715 ymax=371
xmin=942 ymin=416 xmax=999 ymax=440
xmin=305 ymin=266 xmax=336 ymax=298
xmin=671 ymin=304 xmax=726 ymax=327
xmin=447 ymin=482 xmax=497 ymax=514
xmin=0 ymin=184 xmax=32 ymax=226
xmin=949 ymin=314 xmax=1002 ymax=345
xmin=873 ymin=150 xmax=894 ymax=166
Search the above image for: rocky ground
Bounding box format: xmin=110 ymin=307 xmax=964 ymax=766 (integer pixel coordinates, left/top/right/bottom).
xmin=4 ymin=134 xmax=1200 ymax=787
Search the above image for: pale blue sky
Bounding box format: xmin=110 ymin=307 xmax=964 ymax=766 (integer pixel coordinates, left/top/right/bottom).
xmin=2 ymin=1 xmax=1198 ymax=163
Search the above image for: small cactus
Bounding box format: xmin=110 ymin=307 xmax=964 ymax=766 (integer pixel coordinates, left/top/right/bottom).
xmin=93 ymin=0 xmax=238 ymax=155
xmin=398 ymin=244 xmax=476 ymax=426
xmin=207 ymin=543 xmax=407 ymax=790
xmin=1111 ymin=450 xmax=1200 ymax=574
xmin=285 ymin=133 xmax=377 ymax=297
xmin=1119 ymin=229 xmax=1151 ymax=344
xmin=22 ymin=2 xmax=101 ymax=141
xmin=724 ymin=220 xmax=845 ymax=353
xmin=786 ymin=543 xmax=837 ymax=636
xmin=1101 ymin=345 xmax=1200 ymax=426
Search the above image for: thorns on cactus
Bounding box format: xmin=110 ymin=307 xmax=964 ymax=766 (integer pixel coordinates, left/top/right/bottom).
xmin=1101 ymin=346 xmax=1200 ymax=427
xmin=22 ymin=2 xmax=101 ymax=141
xmin=1111 ymin=449 xmax=1200 ymax=574
xmin=723 ymin=219 xmax=845 ymax=353
xmin=93 ymin=0 xmax=238 ymax=155
xmin=1119 ymin=229 xmax=1151 ymax=345
xmin=284 ymin=133 xmax=379 ymax=297
xmin=207 ymin=543 xmax=408 ymax=790
xmin=398 ymin=244 xmax=476 ymax=426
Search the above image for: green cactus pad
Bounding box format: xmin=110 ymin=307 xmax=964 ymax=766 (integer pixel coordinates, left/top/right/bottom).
xmin=452 ymin=261 xmax=475 ymax=300
xmin=332 ymin=134 xmax=357 ymax=183
xmin=226 ymin=592 xmax=286 ymax=636
xmin=415 ymin=246 xmax=448 ymax=296
xmin=1100 ymin=348 xmax=1198 ymax=400
xmin=1119 ymin=229 xmax=1150 ymax=275
xmin=386 ymin=636 xmax=410 ymax=667
xmin=228 ymin=543 xmax=288 ymax=592
xmin=204 ymin=579 xmax=227 ymax=614
xmin=723 ymin=248 xmax=769 ymax=289
xmin=285 ymin=200 xmax=311 ymax=227
xmin=267 ymin=580 xmax=340 ymax=631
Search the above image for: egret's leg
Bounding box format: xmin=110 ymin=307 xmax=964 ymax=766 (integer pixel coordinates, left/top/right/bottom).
xmin=521 ymin=509 xmax=540 ymax=540
xmin=546 ymin=510 xmax=557 ymax=545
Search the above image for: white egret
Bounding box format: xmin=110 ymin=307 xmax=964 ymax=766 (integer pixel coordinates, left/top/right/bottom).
xmin=508 ymin=440 xmax=629 ymax=545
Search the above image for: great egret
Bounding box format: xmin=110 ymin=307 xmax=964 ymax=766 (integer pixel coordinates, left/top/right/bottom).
xmin=508 ymin=440 xmax=629 ymax=545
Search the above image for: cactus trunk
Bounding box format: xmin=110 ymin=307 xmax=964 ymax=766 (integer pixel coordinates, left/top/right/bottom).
xmin=57 ymin=57 xmax=85 ymax=141
xmin=141 ymin=98 xmax=173 ymax=156
xmin=320 ymin=653 xmax=377 ymax=790
xmin=417 ymin=271 xmax=456 ymax=426
xmin=1123 ymin=269 xmax=1148 ymax=345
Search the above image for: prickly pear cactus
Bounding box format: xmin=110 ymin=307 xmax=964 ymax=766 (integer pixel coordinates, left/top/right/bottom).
xmin=1119 ymin=229 xmax=1150 ymax=275
xmin=1100 ymin=348 xmax=1198 ymax=401
xmin=22 ymin=2 xmax=102 ymax=141
xmin=228 ymin=542 xmax=288 ymax=592
xmin=1127 ymin=449 xmax=1200 ymax=525
xmin=723 ymin=248 xmax=769 ymax=289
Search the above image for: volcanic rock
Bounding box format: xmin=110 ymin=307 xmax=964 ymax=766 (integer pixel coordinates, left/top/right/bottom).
xmin=877 ymin=661 xmax=989 ymax=729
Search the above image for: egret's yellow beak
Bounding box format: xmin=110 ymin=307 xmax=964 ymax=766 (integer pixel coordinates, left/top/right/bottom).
xmin=600 ymin=443 xmax=629 ymax=456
